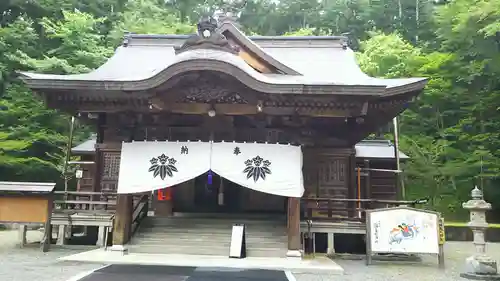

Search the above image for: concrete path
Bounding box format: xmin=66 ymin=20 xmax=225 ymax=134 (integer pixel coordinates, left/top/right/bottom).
xmin=59 ymin=249 xmax=343 ymax=274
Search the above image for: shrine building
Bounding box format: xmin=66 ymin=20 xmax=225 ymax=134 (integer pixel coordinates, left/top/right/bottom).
xmin=18 ymin=17 xmax=426 ymax=257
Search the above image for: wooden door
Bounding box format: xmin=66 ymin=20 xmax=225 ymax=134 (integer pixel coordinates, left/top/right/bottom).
xmin=316 ymin=154 xmax=350 ymax=219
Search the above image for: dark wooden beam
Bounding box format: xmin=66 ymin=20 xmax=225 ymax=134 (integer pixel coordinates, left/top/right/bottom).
xmin=93 ymin=113 xmax=105 ymax=193
xmin=287 ymin=197 xmax=301 ymax=254
xmin=68 ymin=102 xmax=363 ymax=118
xmin=112 ymin=194 xmax=133 ymax=246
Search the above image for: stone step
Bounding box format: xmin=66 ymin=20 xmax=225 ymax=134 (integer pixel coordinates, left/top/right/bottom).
xmin=132 ymin=236 xmax=287 ymax=244
xmin=131 ymin=238 xmax=287 ymax=246
xmin=143 ymin=221 xmax=286 ymax=228
xmin=136 ymin=230 xmax=286 ymax=237
xmin=146 ymin=217 xmax=286 ymax=224
xmin=128 ymin=245 xmax=230 ymax=256
xmin=164 ymin=212 xmax=286 ymax=220
xmin=130 ymin=217 xmax=288 ymax=258
xmin=138 ymin=224 xmax=286 ymax=230
xmin=127 ymin=244 xmax=287 ymax=257
xmin=134 ymin=231 xmax=286 ymax=238
xmin=140 ymin=224 xmax=286 ymax=230
xmin=135 ymin=228 xmax=287 ymax=237
xmin=131 ymin=235 xmax=285 ymax=241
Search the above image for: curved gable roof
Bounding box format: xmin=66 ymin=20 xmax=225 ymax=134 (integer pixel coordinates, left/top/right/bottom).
xmin=18 ymin=21 xmax=427 ymax=96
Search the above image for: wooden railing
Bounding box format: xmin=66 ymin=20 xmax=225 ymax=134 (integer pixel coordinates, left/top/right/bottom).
xmin=131 ymin=194 xmax=150 ymax=235
xmin=53 ymin=191 xmax=117 ymax=213
xmin=302 ymin=197 xmax=429 ymax=222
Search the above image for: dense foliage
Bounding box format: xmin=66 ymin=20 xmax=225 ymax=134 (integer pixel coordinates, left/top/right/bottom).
xmin=1 ymin=0 xmax=499 ymax=220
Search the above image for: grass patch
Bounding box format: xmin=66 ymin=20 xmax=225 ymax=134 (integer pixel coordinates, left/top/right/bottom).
xmin=445 ymin=222 xmax=500 ymax=228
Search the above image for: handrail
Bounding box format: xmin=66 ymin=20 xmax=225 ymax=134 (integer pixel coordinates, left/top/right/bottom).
xmin=54 ymin=191 xmax=117 ymax=196
xmin=304 ymin=197 xmax=429 ymax=205
xmin=131 ymin=194 xmax=149 ymax=235
xmin=302 ymin=197 xmax=429 ymax=222
xmin=53 ymin=191 xmax=117 ymax=212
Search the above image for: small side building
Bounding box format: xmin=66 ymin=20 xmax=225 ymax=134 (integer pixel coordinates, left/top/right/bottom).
xmin=355 ymin=139 xmax=409 ymax=204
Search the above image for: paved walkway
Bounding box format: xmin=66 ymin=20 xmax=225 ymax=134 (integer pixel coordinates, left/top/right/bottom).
xmin=3 ymin=229 xmax=500 ymax=281
xmin=59 ymin=248 xmax=342 ymax=274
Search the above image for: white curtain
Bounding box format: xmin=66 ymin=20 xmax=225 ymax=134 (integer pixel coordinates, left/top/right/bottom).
xmin=117 ymin=141 xmax=211 ymax=194
xmin=211 ymin=142 xmax=304 ymax=198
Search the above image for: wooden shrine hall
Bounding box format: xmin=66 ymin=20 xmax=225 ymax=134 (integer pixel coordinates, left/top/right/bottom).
xmin=18 ymin=16 xmax=427 ymax=257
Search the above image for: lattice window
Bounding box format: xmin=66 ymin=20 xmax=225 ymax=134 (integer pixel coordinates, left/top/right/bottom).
xmin=102 ymin=152 xmax=121 ymax=181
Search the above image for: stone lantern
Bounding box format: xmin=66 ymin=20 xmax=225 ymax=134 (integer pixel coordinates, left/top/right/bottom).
xmin=460 ymin=186 xmax=500 ymax=280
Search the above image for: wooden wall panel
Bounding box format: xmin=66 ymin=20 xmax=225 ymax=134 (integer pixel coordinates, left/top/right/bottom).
xmin=355 ymin=159 xmax=398 ymax=209
xmin=303 ymin=148 xmax=354 ymax=219
xmin=369 ymin=160 xmax=397 ymax=208
xmin=172 ymin=180 xmax=195 ymax=211
xmin=317 ymin=156 xmax=349 ymax=217
xmin=0 ymin=197 xmax=49 ymax=223
xmin=242 ymin=189 xmax=285 ymax=212
xmin=77 ymin=155 xmax=95 ymax=192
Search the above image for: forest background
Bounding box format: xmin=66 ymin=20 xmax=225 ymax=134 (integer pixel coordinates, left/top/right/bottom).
xmin=1 ymin=0 xmax=499 ymax=221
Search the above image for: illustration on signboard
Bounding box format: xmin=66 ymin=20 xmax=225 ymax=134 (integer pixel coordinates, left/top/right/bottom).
xmin=389 ymin=222 xmax=420 ymax=244
xmin=369 ymin=208 xmax=439 ymax=254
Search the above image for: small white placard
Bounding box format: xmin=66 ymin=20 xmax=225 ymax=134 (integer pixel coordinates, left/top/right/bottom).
xmin=229 ymin=224 xmax=244 ymax=258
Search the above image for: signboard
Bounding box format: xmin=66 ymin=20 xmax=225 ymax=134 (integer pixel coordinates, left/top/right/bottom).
xmin=229 ymin=224 xmax=246 ymax=258
xmin=366 ymin=207 xmax=440 ymax=256
xmin=157 ymin=187 xmax=171 ymax=201
xmin=438 ymin=217 xmax=445 ymax=245
xmin=75 ymin=170 xmax=83 ymax=179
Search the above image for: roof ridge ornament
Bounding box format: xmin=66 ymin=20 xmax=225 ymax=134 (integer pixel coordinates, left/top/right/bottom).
xmin=174 ymin=15 xmax=240 ymax=55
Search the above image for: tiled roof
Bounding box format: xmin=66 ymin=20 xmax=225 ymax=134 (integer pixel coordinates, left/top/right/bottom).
xmin=354 ymin=139 xmax=409 ymax=159
xmin=0 ymin=181 xmax=56 ymax=193
xmin=18 ymin=22 xmax=426 ymax=94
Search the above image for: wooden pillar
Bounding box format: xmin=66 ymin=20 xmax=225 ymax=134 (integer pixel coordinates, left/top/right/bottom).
xmin=349 ymin=152 xmax=357 ymax=218
xmin=364 ymin=159 xmax=371 ymax=213
xmin=111 ymin=194 xmax=133 ymax=251
xmin=93 ymin=114 xmax=105 ymax=193
xmin=18 ymin=225 xmax=27 ymax=248
xmin=56 ymin=225 xmax=67 ymax=245
xmin=287 ymin=197 xmax=302 ymax=257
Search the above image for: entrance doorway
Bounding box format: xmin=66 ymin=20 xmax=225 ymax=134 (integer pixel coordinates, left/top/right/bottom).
xmin=194 ymin=172 xmax=242 ymax=213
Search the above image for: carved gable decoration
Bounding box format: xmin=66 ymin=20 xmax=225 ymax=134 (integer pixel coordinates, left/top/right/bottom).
xmin=176 ymin=79 xmax=249 ymax=104
xmin=175 ymin=16 xmax=239 ymax=55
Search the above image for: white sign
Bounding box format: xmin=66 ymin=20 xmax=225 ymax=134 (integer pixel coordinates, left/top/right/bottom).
xmin=75 ymin=170 xmax=83 ymax=179
xmin=367 ymin=207 xmax=439 ymax=254
xmin=229 ymin=224 xmax=245 ymax=258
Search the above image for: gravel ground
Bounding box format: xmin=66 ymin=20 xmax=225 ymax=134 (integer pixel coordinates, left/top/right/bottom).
xmin=294 ymin=242 xmax=500 ymax=281
xmin=1 ymin=230 xmax=500 ymax=281
xmin=0 ymin=230 xmax=104 ymax=281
